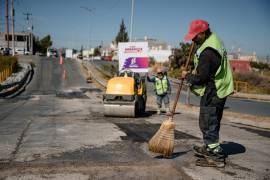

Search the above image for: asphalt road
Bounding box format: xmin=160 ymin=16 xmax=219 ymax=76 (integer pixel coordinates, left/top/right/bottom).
xmin=0 ymin=56 xmax=269 ymax=179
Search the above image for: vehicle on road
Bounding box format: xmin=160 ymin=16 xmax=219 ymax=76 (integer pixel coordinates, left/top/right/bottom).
xmin=103 ymin=70 xmax=147 ymax=117
xmin=1 ymin=47 xmax=11 ymax=56
xmin=15 ymin=48 xmax=24 ymax=55
xmin=102 ymin=55 xmax=112 ymax=61
xmin=77 ymin=54 xmax=83 ymax=60
xmin=47 ymin=48 xmax=58 ymax=57
xmin=65 ymin=49 xmax=73 ymax=59
xmin=15 ymin=48 xmax=29 ymax=55
xmin=93 ymin=56 xmax=101 ymax=60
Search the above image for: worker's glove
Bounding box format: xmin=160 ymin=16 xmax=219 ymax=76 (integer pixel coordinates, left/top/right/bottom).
xmin=186 ymin=82 xmax=192 ymax=87
xmin=181 ymin=70 xmax=189 ymax=79
xmin=183 ymin=80 xmax=192 ymax=87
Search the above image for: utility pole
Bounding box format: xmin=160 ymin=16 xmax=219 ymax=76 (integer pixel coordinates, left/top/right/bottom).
xmin=80 ymin=6 xmax=94 ymax=58
xmin=11 ymin=0 xmax=15 ymax=56
xmin=6 ymin=0 xmax=9 ymax=49
xmin=0 ymin=1 xmax=2 ymax=33
xmin=30 ymin=17 xmax=34 ymax=54
xmin=23 ymin=12 xmax=32 ymax=53
xmin=129 ymin=0 xmax=134 ymax=42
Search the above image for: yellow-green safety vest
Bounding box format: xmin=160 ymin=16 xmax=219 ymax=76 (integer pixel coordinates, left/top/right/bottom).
xmin=191 ymin=33 xmax=234 ymax=98
xmin=155 ymin=76 xmax=169 ymax=95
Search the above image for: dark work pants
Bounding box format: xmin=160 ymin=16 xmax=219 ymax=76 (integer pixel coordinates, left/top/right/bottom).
xmin=199 ymin=86 xmax=227 ymax=146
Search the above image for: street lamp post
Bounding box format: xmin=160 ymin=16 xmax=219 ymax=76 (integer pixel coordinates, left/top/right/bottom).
xmin=129 ymin=0 xmax=134 ymax=42
xmin=80 ymin=6 xmax=94 ymax=58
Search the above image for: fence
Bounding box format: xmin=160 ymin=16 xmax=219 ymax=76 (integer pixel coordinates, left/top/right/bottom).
xmin=234 ymin=80 xmax=249 ymax=93
xmin=0 ymin=66 xmax=13 ymax=83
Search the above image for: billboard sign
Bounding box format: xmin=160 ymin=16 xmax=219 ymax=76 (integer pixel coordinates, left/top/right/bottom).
xmin=118 ymin=42 xmax=149 ymax=72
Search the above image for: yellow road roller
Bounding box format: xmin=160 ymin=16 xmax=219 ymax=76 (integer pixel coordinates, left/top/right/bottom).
xmin=103 ymin=70 xmax=147 ymax=117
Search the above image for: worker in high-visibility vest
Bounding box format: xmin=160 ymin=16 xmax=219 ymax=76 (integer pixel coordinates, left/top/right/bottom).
xmin=182 ymin=19 xmax=234 ymax=167
xmin=147 ymin=67 xmax=171 ymax=115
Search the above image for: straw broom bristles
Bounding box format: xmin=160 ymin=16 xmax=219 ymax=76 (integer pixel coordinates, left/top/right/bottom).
xmin=148 ymin=117 xmax=175 ymax=158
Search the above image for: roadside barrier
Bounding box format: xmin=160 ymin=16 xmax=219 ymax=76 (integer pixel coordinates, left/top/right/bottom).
xmin=81 ymin=61 xmax=106 ymax=87
xmin=0 ymin=63 xmax=33 ymax=98
xmin=0 ymin=67 xmax=13 ymax=83
xmin=234 ymin=81 xmax=248 ymax=92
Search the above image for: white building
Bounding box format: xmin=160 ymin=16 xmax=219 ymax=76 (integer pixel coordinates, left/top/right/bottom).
xmin=82 ymin=48 xmax=94 ymax=58
xmin=135 ymin=36 xmax=172 ymax=62
xmin=0 ymin=32 xmax=33 ymax=54
xmin=101 ymin=37 xmax=172 ymax=62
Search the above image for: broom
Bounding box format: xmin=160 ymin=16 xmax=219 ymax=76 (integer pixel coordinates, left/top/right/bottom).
xmin=148 ymin=42 xmax=195 ymax=158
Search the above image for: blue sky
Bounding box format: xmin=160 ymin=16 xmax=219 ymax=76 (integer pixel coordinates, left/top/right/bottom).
xmin=1 ymin=0 xmax=270 ymax=58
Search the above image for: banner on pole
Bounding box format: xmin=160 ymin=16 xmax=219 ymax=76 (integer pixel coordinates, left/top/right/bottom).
xmin=118 ymin=42 xmax=149 ymax=72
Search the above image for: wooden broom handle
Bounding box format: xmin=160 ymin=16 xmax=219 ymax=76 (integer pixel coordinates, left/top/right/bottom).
xmin=171 ymin=42 xmax=195 ymax=116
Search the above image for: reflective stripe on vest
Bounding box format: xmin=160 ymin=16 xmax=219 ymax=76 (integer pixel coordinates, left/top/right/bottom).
xmin=155 ymin=76 xmax=168 ymax=95
xmin=191 ymin=33 xmax=234 ymax=98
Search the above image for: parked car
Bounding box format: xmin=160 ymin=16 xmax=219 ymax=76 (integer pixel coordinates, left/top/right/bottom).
xmin=2 ymin=48 xmax=11 ymax=56
xmin=35 ymin=51 xmax=45 ymax=56
xmin=77 ymin=54 xmax=83 ymax=60
xmin=47 ymin=48 xmax=58 ymax=57
xmin=24 ymin=50 xmax=30 ymax=55
xmin=15 ymin=48 xmax=24 ymax=55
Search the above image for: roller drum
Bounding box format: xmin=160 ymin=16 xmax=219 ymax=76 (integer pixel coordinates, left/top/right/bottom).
xmin=104 ymin=104 xmax=136 ymax=117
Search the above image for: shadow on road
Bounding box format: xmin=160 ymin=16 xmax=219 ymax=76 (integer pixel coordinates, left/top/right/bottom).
xmin=140 ymin=110 xmax=156 ymax=117
xmin=221 ymin=141 xmax=246 ymax=156
xmin=140 ymin=111 xmax=181 ymax=117
xmin=154 ymin=150 xmax=191 ymax=159
xmin=115 ymin=123 xmax=199 ymax=143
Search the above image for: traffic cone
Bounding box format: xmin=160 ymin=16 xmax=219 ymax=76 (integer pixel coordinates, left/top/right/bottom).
xmin=63 ymin=69 xmax=67 ymax=80
xmin=59 ymin=55 xmax=64 ymax=65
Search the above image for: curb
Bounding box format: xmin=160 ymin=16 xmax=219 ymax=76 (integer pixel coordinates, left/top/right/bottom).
xmin=81 ymin=60 xmax=107 ymax=87
xmin=0 ymin=63 xmax=33 ymax=98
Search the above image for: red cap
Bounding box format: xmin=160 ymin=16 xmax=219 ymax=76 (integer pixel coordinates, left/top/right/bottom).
xmin=184 ymin=19 xmax=209 ymax=41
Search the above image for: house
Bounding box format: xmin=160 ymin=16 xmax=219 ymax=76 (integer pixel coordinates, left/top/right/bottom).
xmin=229 ymin=59 xmax=252 ymax=73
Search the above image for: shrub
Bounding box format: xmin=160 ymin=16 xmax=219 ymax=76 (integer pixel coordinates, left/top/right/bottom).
xmin=0 ymin=55 xmax=19 ymax=72
xmin=250 ymin=61 xmax=270 ymax=70
xmin=233 ymin=72 xmax=270 ymax=94
xmin=168 ymin=68 xmax=181 ymax=79
xmin=149 ymin=57 xmax=155 ymax=67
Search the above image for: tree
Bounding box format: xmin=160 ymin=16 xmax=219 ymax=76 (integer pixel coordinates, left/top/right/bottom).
xmin=33 ymin=36 xmax=41 ymax=54
xmin=93 ymin=46 xmax=101 ymax=56
xmin=39 ymin=35 xmax=53 ymax=53
xmin=80 ymin=46 xmax=84 ymax=55
xmin=32 ymin=35 xmax=53 ymax=54
xmin=115 ymin=19 xmax=129 ymax=45
xmin=169 ymin=42 xmax=194 ymax=70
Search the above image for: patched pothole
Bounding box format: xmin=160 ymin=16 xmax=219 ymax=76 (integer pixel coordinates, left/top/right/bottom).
xmin=56 ymin=90 xmax=89 ymax=99
xmin=80 ymin=88 xmax=102 ymax=93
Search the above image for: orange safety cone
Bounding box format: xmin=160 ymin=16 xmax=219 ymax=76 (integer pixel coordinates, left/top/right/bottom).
xmin=59 ymin=55 xmax=64 ymax=65
xmin=63 ymin=69 xmax=67 ymax=80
